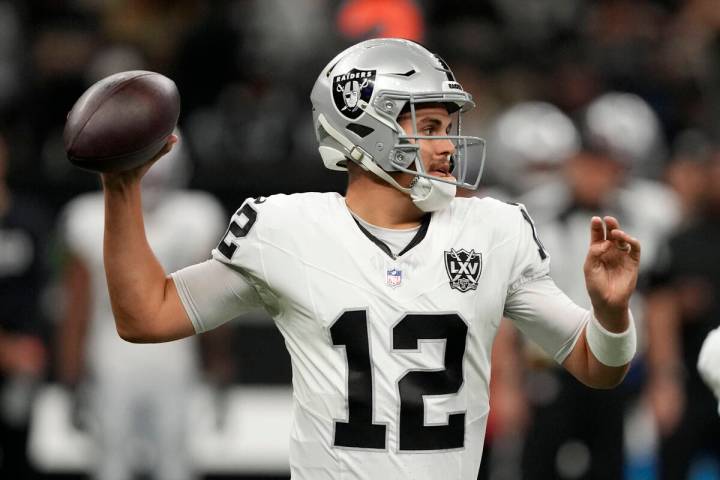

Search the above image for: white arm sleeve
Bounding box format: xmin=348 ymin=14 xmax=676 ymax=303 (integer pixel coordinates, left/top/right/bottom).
xmin=171 ymin=259 xmax=264 ymax=333
xmin=504 ymin=275 xmax=590 ymax=364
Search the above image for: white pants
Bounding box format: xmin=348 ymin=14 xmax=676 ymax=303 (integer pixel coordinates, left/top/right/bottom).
xmin=89 ymin=367 xmax=196 ymax=480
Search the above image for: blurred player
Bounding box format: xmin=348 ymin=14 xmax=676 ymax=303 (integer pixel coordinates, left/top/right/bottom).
xmin=57 ymin=134 xmax=225 ymax=480
xmin=98 ymin=39 xmax=640 ymax=479
xmin=646 ymin=147 xmax=720 ymax=479
xmin=698 ymin=327 xmax=720 ymax=415
xmin=0 ymin=130 xmax=48 ymax=479
xmin=516 ymin=93 xmax=680 ymax=479
xmin=487 ymin=101 xmax=581 ymax=198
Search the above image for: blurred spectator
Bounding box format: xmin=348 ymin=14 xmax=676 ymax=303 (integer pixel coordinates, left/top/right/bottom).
xmin=664 ymin=129 xmax=714 ymax=224
xmin=645 ymin=147 xmax=720 ymax=480
xmin=0 ymin=131 xmax=49 ymax=478
xmin=56 ymin=133 xmax=226 ymax=480
xmin=0 ymin=1 xmax=23 ymax=114
xmin=515 ymin=93 xmax=680 ymax=480
xmin=480 ymin=318 xmax=528 ymax=480
xmin=337 ymin=0 xmax=425 ymax=42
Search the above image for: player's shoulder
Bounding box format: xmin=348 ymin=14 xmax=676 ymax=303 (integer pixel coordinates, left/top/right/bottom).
xmin=61 ymin=191 xmax=105 ymax=236
xmin=158 ymin=190 xmax=227 ymax=233
xmin=257 ymin=191 xmax=342 ymax=209
xmin=62 ymin=191 xmax=105 ymax=220
xmin=163 ymin=190 xmax=225 ymax=219
xmin=235 ymin=192 xmax=343 ymax=226
xmin=60 ymin=191 xmax=105 ymax=252
xmin=450 ymin=195 xmax=526 ymax=226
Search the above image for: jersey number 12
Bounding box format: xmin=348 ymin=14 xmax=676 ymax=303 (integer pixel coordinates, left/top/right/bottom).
xmin=330 ymin=310 xmax=468 ymax=451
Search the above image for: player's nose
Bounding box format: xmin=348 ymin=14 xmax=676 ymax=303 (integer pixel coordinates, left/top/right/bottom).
xmin=434 ymin=137 xmax=455 ymax=158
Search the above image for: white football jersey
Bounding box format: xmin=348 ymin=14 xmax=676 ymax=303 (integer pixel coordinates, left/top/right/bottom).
xmin=61 ymin=190 xmax=225 ymax=378
xmin=173 ymin=192 xmax=587 ymax=480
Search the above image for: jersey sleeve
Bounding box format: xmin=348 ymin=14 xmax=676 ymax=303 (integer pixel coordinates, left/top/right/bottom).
xmin=506 ymin=203 xmax=551 ymax=294
xmin=171 ymin=259 xmax=264 ymax=333
xmin=502 ymin=203 xmax=586 ymax=363
xmin=171 ymin=196 xmax=280 ymax=333
xmin=504 ymin=275 xmax=589 ymax=363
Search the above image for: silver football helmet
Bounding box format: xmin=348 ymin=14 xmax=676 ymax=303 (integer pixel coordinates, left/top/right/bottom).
xmin=489 ymin=101 xmax=580 ymax=195
xmin=311 ymin=38 xmax=486 ymax=200
xmin=582 ymin=92 xmax=666 ymax=177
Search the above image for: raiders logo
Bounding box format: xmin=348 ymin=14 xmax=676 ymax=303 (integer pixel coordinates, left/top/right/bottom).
xmin=332 ymin=68 xmax=376 ymax=119
xmin=444 ymin=248 xmax=482 ymax=292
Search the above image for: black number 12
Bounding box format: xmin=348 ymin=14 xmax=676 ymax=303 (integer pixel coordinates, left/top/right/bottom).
xmin=330 ymin=310 xmax=468 ymax=451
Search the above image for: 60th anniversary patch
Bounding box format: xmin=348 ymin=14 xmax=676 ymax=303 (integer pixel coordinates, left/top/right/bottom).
xmin=332 ymin=68 xmax=376 ymax=119
xmin=445 ymin=248 xmax=482 ymax=292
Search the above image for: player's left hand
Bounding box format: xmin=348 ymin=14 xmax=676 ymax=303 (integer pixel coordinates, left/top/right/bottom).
xmin=583 ymin=216 xmax=641 ymax=329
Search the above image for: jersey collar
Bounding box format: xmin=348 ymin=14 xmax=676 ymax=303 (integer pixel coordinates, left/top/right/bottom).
xmin=351 ymin=213 xmax=431 ymax=260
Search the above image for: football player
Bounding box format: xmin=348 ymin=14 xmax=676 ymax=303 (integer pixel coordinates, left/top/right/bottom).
xmin=58 ymin=134 xmax=226 ymax=480
xmin=698 ymin=327 xmax=720 ymax=416
xmin=100 ymin=39 xmax=640 ymax=479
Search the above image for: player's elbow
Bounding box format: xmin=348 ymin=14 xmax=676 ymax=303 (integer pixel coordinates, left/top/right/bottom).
xmin=116 ymin=322 xmax=148 ymax=343
xmin=114 ymin=315 xmax=160 ymax=343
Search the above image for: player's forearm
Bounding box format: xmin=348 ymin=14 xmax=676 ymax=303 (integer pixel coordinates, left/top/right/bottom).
xmin=102 ymin=180 xmax=170 ymax=342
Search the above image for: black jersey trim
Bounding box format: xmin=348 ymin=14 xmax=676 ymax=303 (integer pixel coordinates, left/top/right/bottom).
xmin=351 ymin=214 xmax=431 ymax=259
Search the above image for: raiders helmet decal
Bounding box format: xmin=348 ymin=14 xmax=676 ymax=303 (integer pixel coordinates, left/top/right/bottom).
xmin=332 ymin=68 xmax=376 ymax=119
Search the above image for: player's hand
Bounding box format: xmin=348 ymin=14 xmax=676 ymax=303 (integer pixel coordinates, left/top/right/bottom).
xmin=100 ymin=134 xmax=177 ymax=191
xmin=583 ymin=216 xmax=641 ymax=330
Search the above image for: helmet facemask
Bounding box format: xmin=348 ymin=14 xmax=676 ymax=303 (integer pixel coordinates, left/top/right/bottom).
xmin=380 ymin=95 xmax=486 ymax=191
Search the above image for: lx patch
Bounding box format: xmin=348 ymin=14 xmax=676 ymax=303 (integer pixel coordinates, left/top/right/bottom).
xmin=444 ymin=248 xmax=482 ymax=292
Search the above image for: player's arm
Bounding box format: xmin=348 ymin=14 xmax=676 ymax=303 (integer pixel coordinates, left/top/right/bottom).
xmin=505 ymin=212 xmax=639 ymax=389
xmin=489 ymin=319 xmax=529 ymax=435
xmin=644 ymin=287 xmax=685 ymax=434
xmin=57 ymin=253 xmax=92 ymax=384
xmin=101 ymin=136 xmax=195 ymax=343
xmin=562 ymin=216 xmax=640 ymax=388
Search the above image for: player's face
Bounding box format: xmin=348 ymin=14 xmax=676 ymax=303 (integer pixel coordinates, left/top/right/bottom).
xmin=397 ymin=105 xmax=456 ymax=181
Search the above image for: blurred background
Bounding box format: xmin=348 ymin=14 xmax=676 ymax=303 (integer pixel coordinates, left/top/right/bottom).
xmin=1 ymin=0 xmax=720 ymax=479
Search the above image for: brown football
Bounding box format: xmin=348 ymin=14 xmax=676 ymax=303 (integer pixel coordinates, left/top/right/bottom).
xmin=64 ymin=70 xmax=180 ymax=173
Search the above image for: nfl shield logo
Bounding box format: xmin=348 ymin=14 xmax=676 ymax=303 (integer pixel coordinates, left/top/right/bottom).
xmin=444 ymin=249 xmax=482 ymax=292
xmin=386 ymin=268 xmax=402 ymax=288
xmin=332 ymin=68 xmax=376 ymax=119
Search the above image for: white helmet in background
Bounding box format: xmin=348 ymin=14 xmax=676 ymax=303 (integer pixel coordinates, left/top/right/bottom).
xmin=582 ymin=92 xmax=666 ymax=177
xmin=488 ymin=101 xmax=579 ymax=195
xmin=311 ymin=38 xmax=486 ymax=212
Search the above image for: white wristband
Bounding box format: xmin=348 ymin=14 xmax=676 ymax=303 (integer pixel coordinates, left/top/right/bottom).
xmin=586 ymin=310 xmax=637 ymax=367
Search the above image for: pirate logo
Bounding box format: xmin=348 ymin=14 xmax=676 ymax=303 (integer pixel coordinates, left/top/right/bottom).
xmin=332 ymin=68 xmax=376 ymax=119
xmin=444 ymin=248 xmax=482 ymax=292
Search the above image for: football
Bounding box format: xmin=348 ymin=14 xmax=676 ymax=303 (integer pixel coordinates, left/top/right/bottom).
xmin=64 ymin=70 xmax=180 ymax=173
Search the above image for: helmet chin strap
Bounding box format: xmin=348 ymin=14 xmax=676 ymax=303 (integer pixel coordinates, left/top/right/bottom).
xmin=409 ymin=176 xmax=456 ymax=212
xmin=317 ymin=114 xmax=455 ymax=212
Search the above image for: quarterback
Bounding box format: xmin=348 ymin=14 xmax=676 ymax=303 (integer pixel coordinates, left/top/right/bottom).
xmin=101 ymin=39 xmax=640 ymax=479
